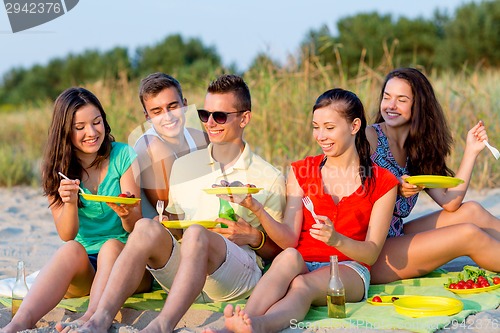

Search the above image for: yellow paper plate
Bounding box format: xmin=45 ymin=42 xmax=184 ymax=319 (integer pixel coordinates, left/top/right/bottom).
xmin=393 ymin=296 xmax=463 ymax=317
xmin=80 ymin=193 xmax=141 ymax=204
xmin=161 ymin=220 xmax=218 ymax=229
xmin=445 ymin=283 xmax=500 ymax=294
xmin=405 ymin=175 xmax=464 ymax=188
xmin=203 ymin=187 xmax=263 ymax=195
xmin=367 ymin=295 xmax=408 ymax=306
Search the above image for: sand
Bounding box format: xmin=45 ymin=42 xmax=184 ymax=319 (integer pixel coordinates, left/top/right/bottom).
xmin=0 ymin=186 xmax=499 ymax=332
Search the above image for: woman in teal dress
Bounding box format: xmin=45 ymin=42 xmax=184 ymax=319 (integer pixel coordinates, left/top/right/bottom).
xmin=2 ymin=88 xmax=151 ymax=333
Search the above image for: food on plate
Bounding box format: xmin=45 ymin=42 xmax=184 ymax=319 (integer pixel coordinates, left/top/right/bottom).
xmin=444 ymin=265 xmax=499 ymax=290
xmin=118 ymin=193 xmax=135 ymax=198
xmin=212 ymin=180 xmax=245 ymax=188
xmin=204 ymin=180 xmax=261 ymax=195
xmin=367 ymin=295 xmax=408 ymax=305
xmin=229 ymin=180 xmax=245 ymax=187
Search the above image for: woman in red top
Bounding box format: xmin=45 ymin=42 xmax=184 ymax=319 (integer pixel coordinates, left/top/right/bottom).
xmin=205 ymin=88 xmax=398 ymax=333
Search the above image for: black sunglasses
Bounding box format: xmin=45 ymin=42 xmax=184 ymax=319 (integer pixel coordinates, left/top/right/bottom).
xmin=197 ymin=109 xmax=247 ymax=124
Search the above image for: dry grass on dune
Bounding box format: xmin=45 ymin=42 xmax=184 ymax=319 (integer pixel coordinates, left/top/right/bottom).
xmin=0 ymin=62 xmax=499 ymax=188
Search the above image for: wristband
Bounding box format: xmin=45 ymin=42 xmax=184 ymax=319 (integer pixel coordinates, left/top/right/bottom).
xmin=250 ymin=230 xmax=266 ymax=251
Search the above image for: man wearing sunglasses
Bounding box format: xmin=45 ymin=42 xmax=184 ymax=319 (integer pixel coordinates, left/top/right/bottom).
xmin=133 ymin=72 xmax=208 ymax=218
xmin=73 ymin=75 xmax=286 ymax=333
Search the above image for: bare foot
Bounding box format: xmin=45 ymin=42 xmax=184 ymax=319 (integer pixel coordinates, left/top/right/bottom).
xmin=200 ymin=304 xmax=242 ymax=333
xmin=55 ymin=320 xmax=84 ymax=332
xmin=223 ymin=304 xmax=254 ymax=333
xmin=63 ymin=319 xmax=109 ymax=333
xmin=138 ymin=317 xmax=174 ymax=333
xmin=56 ymin=309 xmax=96 ymax=333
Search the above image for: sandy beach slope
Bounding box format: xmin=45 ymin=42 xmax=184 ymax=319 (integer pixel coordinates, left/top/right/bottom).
xmin=0 ymin=186 xmax=499 ymax=332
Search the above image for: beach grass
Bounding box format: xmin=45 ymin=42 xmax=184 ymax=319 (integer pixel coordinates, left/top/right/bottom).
xmin=0 ymin=61 xmax=498 ymax=188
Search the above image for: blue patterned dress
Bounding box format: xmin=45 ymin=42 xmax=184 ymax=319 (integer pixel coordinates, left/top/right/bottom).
xmin=370 ymin=123 xmax=418 ymax=238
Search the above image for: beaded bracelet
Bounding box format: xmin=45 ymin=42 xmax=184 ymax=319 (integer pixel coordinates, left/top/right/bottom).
xmin=250 ymin=230 xmax=266 ymax=251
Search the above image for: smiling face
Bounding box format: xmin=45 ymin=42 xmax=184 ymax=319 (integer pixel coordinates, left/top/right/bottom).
xmin=312 ymin=104 xmax=359 ymax=157
xmin=71 ymin=104 xmax=105 ymax=159
xmin=143 ymin=87 xmax=187 ymax=140
xmin=202 ymin=92 xmax=249 ymax=146
xmin=380 ymin=77 xmax=413 ymax=127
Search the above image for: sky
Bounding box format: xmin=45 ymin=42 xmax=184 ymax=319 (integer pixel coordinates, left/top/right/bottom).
xmin=0 ymin=0 xmax=479 ymax=78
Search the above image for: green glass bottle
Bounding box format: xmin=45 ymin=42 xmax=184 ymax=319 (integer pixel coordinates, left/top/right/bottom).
xmin=218 ymin=198 xmax=236 ymax=228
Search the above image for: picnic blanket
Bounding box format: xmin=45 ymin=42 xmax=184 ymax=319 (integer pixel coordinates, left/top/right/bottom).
xmin=301 ymin=271 xmax=499 ymax=332
xmin=1 ymin=270 xmax=499 ymax=333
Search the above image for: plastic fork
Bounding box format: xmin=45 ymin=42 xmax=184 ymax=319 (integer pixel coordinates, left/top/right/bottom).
xmin=484 ymin=141 xmax=500 ymax=160
xmin=156 ymin=200 xmax=165 ymax=222
xmin=58 ymin=172 xmax=85 ymax=194
xmin=302 ymin=196 xmax=321 ymax=224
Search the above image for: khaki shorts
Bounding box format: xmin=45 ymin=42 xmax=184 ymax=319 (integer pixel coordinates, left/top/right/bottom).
xmin=146 ymin=230 xmax=262 ymax=303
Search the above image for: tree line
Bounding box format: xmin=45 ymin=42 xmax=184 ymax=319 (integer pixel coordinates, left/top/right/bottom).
xmin=1 ymin=0 xmax=499 ymax=107
xmin=301 ymin=0 xmax=500 ymax=76
xmin=0 ymin=34 xmax=222 ymax=107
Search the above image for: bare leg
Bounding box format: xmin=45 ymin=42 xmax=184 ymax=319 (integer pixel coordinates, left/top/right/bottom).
xmin=56 ymin=240 xmax=152 ymax=332
xmin=71 ymin=218 xmax=173 ymax=333
xmin=244 ymin=248 xmax=307 ymax=316
xmin=404 ymin=201 xmax=500 ymax=239
xmin=201 ymin=304 xmax=253 ymax=333
xmin=55 ymin=239 xmax=126 ymax=333
xmin=212 ymin=260 xmax=364 ymax=333
xmin=201 ymin=248 xmax=307 ymax=333
xmin=2 ymin=241 xmax=93 ymax=333
xmin=251 ymin=265 xmax=362 ymax=332
xmin=372 ymin=223 xmax=500 ymax=284
xmin=223 ymin=265 xmax=361 ymax=333
xmin=140 ymin=225 xmax=227 ymax=333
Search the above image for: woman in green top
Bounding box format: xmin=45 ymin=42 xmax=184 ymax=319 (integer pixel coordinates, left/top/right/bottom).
xmin=2 ymin=88 xmax=151 ymax=333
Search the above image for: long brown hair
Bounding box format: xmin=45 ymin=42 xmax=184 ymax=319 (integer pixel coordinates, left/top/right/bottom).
xmin=313 ymin=88 xmax=375 ymax=191
xmin=41 ymin=87 xmax=114 ymax=207
xmin=375 ymin=68 xmax=454 ymax=176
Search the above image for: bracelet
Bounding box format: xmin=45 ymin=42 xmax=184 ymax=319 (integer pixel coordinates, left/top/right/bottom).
xmin=250 ymin=230 xmax=266 ymax=251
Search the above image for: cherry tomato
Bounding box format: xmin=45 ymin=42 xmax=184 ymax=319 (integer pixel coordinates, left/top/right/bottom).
xmin=372 ymin=296 xmax=382 ymax=303
xmin=472 ymin=283 xmax=481 ymax=289
xmin=456 ymin=281 xmax=466 ymax=289
xmin=477 ymin=276 xmax=487 ymax=283
xmin=449 ymin=283 xmax=457 ymax=289
xmin=118 ymin=193 xmax=128 ymax=198
xmin=481 ymin=281 xmax=490 ymax=287
xmin=493 ymin=277 xmax=500 ymax=285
